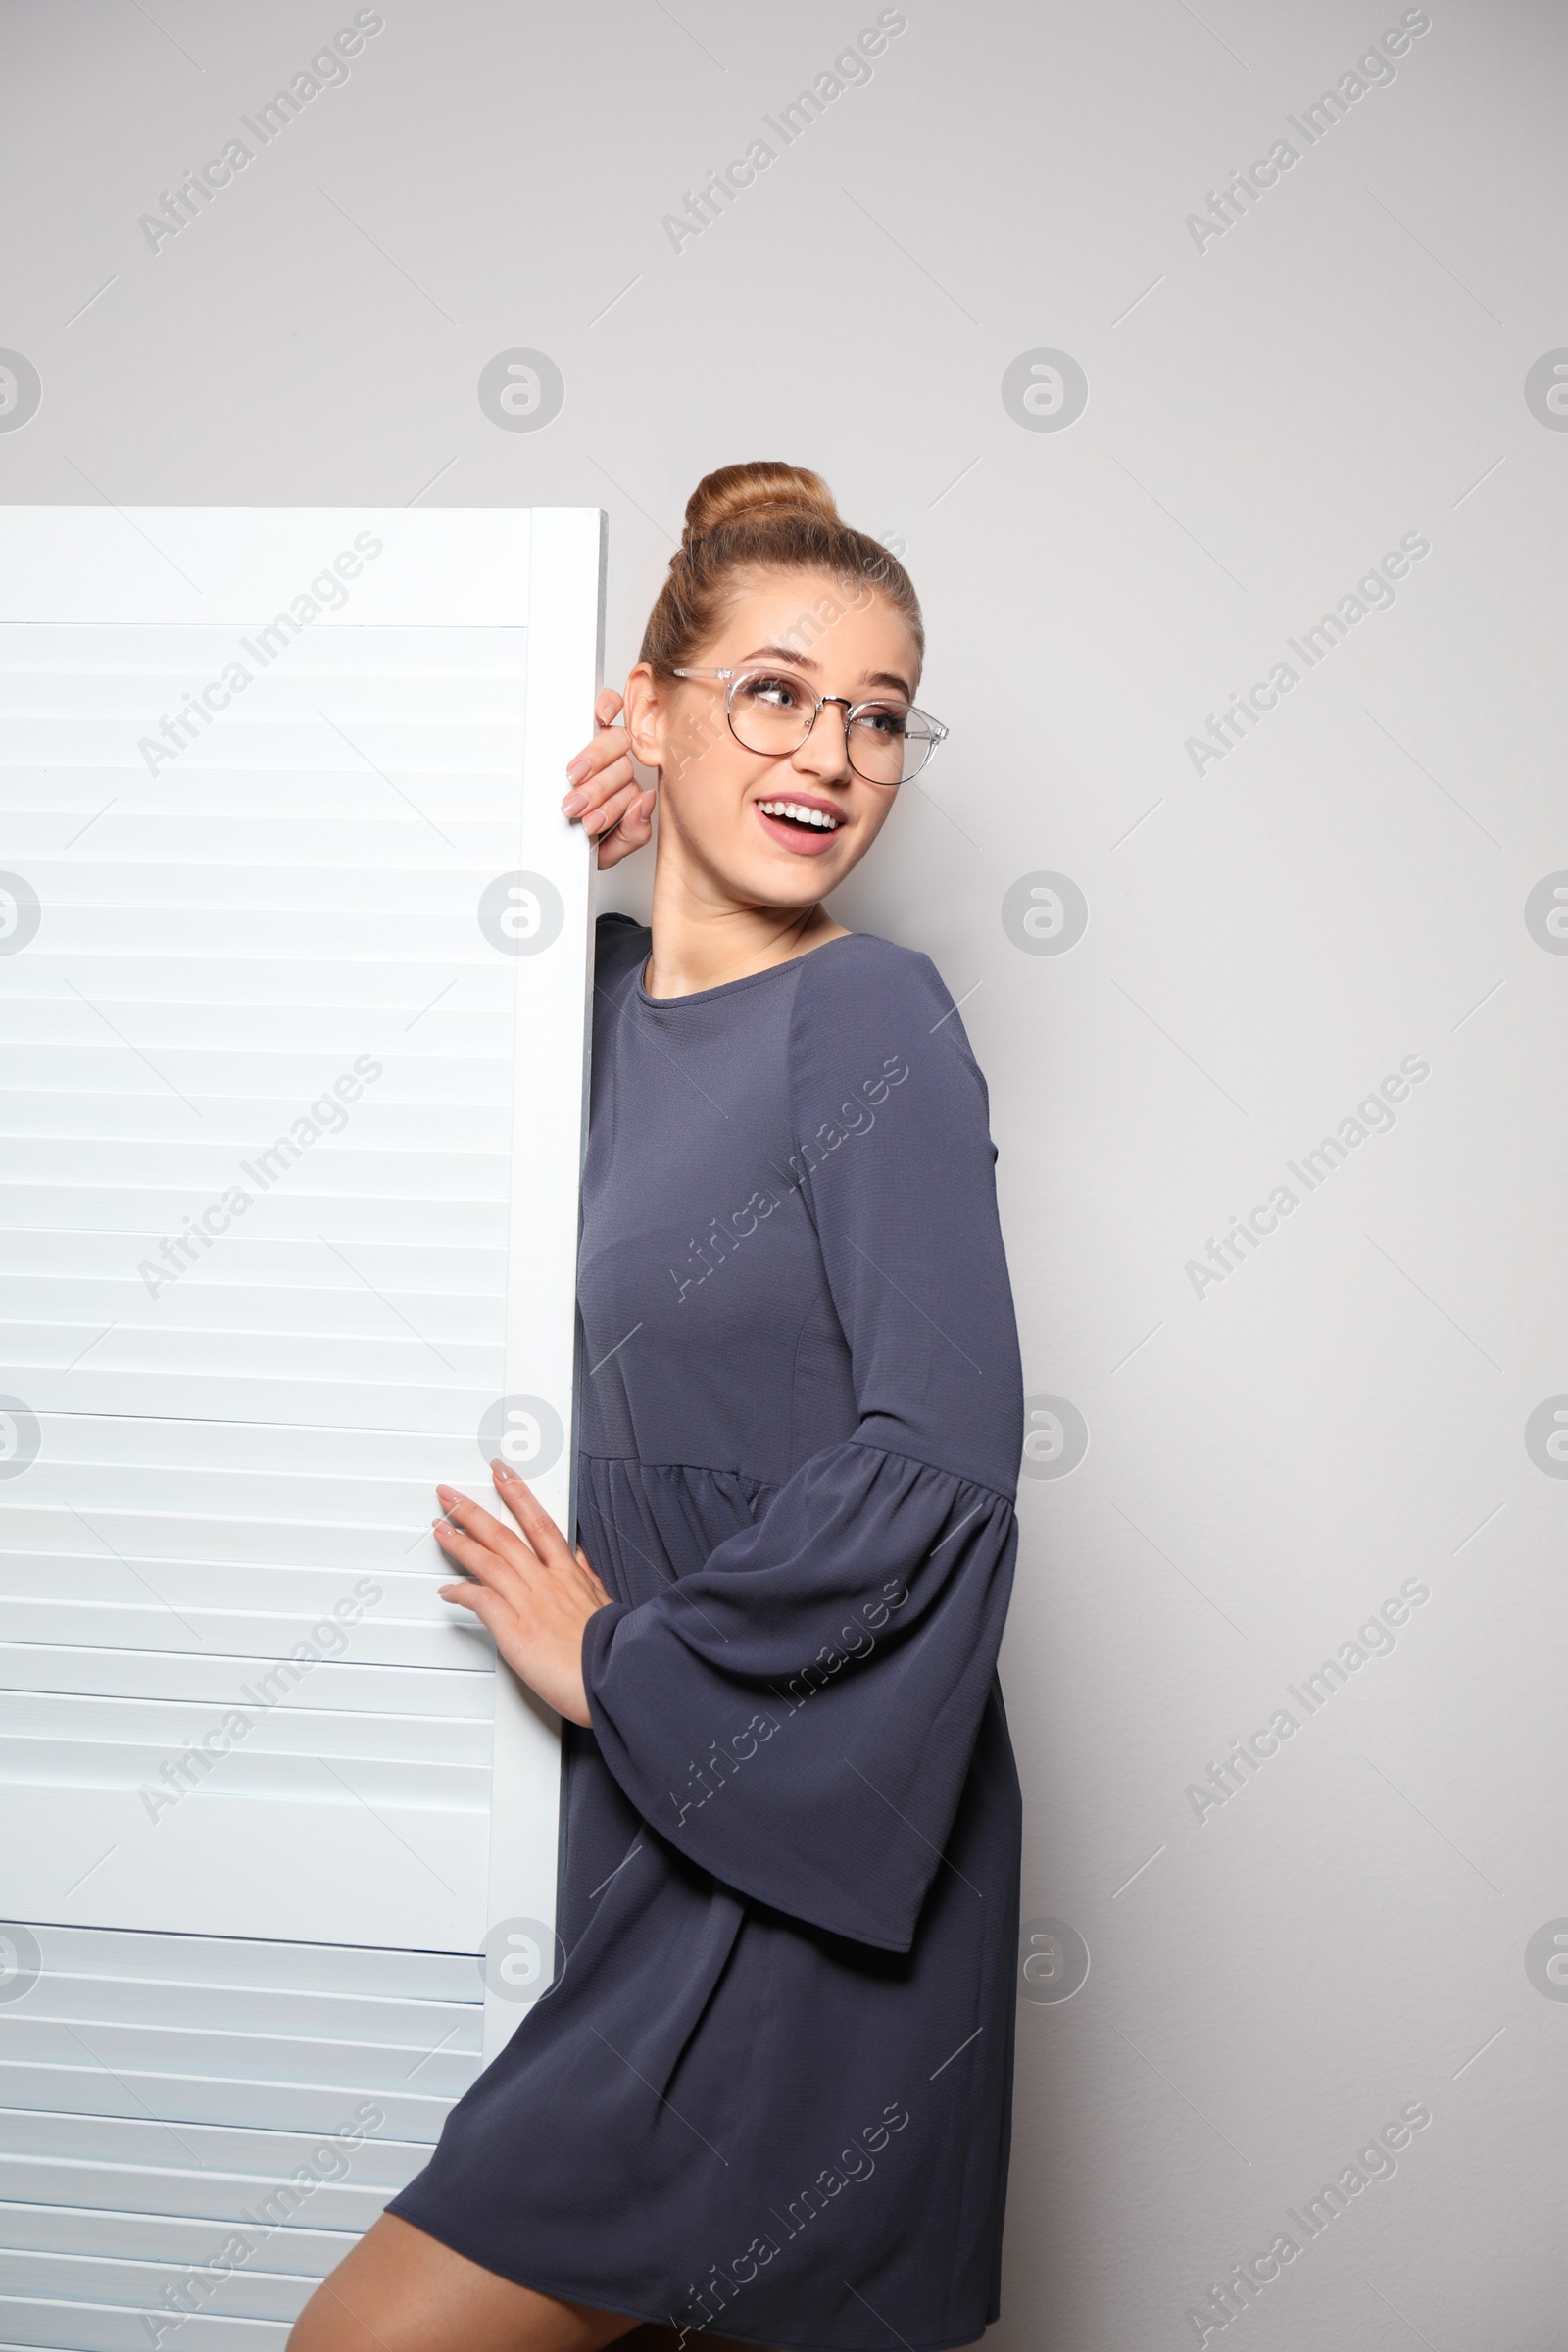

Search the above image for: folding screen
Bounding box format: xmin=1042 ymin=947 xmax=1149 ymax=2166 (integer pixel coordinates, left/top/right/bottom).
xmin=0 ymin=505 xmax=605 ymax=2345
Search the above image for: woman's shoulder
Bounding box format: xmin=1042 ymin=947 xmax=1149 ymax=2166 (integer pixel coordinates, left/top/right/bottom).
xmin=797 ymin=927 xmax=959 ymax=1029
xmin=594 ymin=909 xmax=651 ymax=981
xmin=792 ymin=929 xmax=989 ymax=1102
xmin=596 ymin=910 xmax=650 ymax=944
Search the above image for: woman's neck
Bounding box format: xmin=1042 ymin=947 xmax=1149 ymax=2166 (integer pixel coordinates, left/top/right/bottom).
xmin=642 ymin=851 xmax=847 ymax=1000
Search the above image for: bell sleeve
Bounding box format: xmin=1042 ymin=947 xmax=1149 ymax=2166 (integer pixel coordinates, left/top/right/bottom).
xmin=579 ymin=939 xmax=1024 ymax=1953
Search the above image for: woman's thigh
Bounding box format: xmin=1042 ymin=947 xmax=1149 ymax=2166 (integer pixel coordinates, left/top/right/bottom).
xmin=286 ymin=2213 xmax=644 ymax=2352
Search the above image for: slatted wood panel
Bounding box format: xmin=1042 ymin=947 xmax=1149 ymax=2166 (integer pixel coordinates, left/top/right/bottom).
xmin=0 ymin=507 xmax=604 ymax=2343
xmin=0 ymin=1922 xmax=480 ymax=2348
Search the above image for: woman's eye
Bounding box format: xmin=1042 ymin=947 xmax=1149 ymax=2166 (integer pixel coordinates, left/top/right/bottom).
xmin=855 ymin=705 xmax=908 ymax=738
xmin=751 ymin=674 xmax=804 ymax=708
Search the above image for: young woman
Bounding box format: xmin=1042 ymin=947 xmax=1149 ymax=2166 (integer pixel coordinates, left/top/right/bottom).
xmin=290 ymin=464 xmax=1024 ymax=2352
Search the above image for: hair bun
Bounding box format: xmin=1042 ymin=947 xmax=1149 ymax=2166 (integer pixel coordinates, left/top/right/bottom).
xmin=681 ymin=461 xmax=839 ymax=550
xmin=641 ymin=458 xmax=923 ymax=679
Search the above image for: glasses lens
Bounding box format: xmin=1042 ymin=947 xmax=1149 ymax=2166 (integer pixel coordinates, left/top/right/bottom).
xmin=849 ymin=703 xmax=938 ymax=785
xmin=727 ymin=672 xmax=941 ymax=785
xmin=728 ymin=671 xmax=816 ymax=757
xmin=848 ymin=701 xmax=911 ymax=785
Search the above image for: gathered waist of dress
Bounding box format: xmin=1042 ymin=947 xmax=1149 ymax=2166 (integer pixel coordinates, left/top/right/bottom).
xmin=574 ymin=1452 xmax=780 ymax=1602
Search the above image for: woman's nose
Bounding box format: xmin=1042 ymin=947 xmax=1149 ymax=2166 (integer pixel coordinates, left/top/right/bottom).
xmin=797 ymin=698 xmax=853 ymax=774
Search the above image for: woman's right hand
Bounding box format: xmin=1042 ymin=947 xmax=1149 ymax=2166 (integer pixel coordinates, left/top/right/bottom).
xmin=561 ymin=686 xmax=656 ymax=868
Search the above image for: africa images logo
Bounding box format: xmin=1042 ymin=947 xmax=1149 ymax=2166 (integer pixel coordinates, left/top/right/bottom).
xmin=661 ymin=10 xmax=908 ymax=253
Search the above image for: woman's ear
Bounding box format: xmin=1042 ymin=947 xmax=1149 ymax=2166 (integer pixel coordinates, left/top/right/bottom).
xmin=620 ymin=662 xmax=664 ymax=769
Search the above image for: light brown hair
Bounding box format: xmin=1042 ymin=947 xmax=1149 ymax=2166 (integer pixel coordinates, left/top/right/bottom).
xmin=637 ymin=461 xmax=923 ymax=680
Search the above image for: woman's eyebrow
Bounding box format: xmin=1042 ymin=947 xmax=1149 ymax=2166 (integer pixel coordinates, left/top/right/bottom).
xmin=737 ymin=646 xmax=914 ymax=699
xmin=737 ymin=643 xmax=820 ymax=670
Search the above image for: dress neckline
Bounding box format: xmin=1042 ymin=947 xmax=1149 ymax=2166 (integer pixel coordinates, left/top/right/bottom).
xmin=635 ymin=930 xmax=856 ymax=1009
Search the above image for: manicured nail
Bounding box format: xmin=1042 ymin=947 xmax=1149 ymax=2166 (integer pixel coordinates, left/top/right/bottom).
xmin=491 ymin=1457 xmax=518 ymax=1483
xmin=565 ymin=755 xmax=590 ymax=784
xmin=562 ymin=788 xmax=588 ymax=816
xmin=436 ymin=1485 xmax=462 ymax=1508
xmin=433 ymin=1516 xmax=455 ymax=1538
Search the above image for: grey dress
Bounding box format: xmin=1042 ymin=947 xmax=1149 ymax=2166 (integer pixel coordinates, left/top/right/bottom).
xmin=388 ymin=913 xmax=1025 ymax=2352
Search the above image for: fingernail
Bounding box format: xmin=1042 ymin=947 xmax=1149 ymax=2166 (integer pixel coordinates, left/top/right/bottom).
xmin=435 ymin=1485 xmax=461 ymax=1507
xmin=433 ymin=1517 xmax=455 ymax=1537
xmin=561 ymin=788 xmax=588 ymax=816
xmin=491 ymin=1457 xmax=518 ymax=1482
xmin=565 ymin=755 xmax=590 ymax=784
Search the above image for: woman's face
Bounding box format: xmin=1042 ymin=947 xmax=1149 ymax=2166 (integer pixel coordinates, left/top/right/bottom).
xmin=626 ymin=569 xmax=923 ymax=913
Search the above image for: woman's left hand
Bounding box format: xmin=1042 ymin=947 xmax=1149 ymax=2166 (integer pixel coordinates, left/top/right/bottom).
xmin=433 ymin=1464 xmax=612 ymax=1726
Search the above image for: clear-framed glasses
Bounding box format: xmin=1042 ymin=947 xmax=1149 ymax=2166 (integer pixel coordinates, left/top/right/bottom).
xmin=670 ymin=665 xmax=948 ymax=786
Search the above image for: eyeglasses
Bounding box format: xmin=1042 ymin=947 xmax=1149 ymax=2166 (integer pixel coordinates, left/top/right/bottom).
xmin=671 ymin=666 xmax=947 ymax=787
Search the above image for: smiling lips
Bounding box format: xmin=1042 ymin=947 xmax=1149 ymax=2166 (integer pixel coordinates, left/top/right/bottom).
xmin=754 ymin=795 xmax=846 ymax=854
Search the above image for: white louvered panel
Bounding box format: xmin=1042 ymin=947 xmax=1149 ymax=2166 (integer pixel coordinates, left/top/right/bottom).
xmin=3 ymin=1790 xmax=490 ymax=1946
xmin=0 ymin=1004 xmax=495 ymax=1054
xmin=3 ymin=1510 xmax=419 ymax=1570
xmin=21 ymin=1410 xmax=504 ymax=1481
xmin=3 ymin=2104 xmax=430 ymax=2192
xmin=0 ymin=960 xmax=515 ymax=1016
xmin=2 ymin=2005 xmax=482 ymax=2079
xmin=0 ymin=1230 xmax=504 ymax=1286
xmin=1 ymin=1688 xmax=489 ymax=1763
xmin=0 ymin=505 xmax=602 ymax=2309
xmin=1 ymin=2070 xmax=465 ymax=2144
xmin=0 ymin=2252 xmax=313 ymax=2322
xmin=0 ymin=2312 xmax=290 ymax=2349
xmin=3 ymin=1984 xmax=477 ymax=2054
xmin=0 ymin=1053 xmax=511 ymax=1106
xmin=0 ymin=1571 xmax=481 ymax=1670
xmin=3 ymin=2097 xmax=453 ymax=2154
xmin=0 ymin=1647 xmax=490 ymax=1715
xmin=0 ymin=2155 xmax=391 ymax=2230
xmin=0 ymin=2062 xmax=463 ymax=2139
xmin=6 ymin=1406 xmax=514 ymax=1627
xmin=11 ymin=1412 xmax=499 ymax=1536
xmin=0 ymin=617 xmax=520 ymax=682
xmin=24 ymin=1924 xmax=481 ymax=2002
xmin=4 ymin=1977 xmax=478 ymax=2049
xmin=1 ymin=1144 xmax=507 ymax=1198
xmin=0 ymin=1923 xmax=480 ymax=2337
xmin=0 ymin=586 xmax=520 ymax=1927
xmin=0 ymin=2203 xmax=357 ymax=2277
xmin=0 ymin=1095 xmax=512 ymax=1149
xmin=11 ymin=902 xmax=522 ymax=955
xmin=10 ymin=1372 xmax=494 ymax=1433
xmin=0 ymin=1745 xmax=485 ymax=1810
xmin=6 ymin=1200 xmax=508 ymax=1250
xmin=0 ymin=1277 xmax=503 ymax=1344
xmin=10 ymin=1328 xmax=504 ymax=1392
xmin=0 ymin=709 xmax=528 ymax=767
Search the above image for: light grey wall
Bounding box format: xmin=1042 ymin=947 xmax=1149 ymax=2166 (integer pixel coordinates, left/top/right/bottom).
xmin=4 ymin=1 xmax=1564 ymax=2342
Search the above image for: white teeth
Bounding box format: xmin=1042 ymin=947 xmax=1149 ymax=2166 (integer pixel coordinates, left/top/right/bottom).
xmin=758 ymin=799 xmax=842 ymax=830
